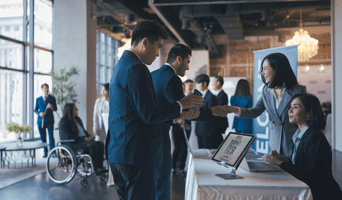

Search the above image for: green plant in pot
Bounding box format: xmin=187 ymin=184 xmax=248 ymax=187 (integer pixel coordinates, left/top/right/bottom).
xmin=49 ymin=66 xmax=80 ymax=112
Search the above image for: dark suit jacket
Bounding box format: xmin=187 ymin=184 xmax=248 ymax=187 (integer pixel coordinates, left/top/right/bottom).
xmin=34 ymin=95 xmax=57 ymax=126
xmin=195 ymin=90 xmax=217 ymax=137
xmin=280 ymin=127 xmax=342 ymax=200
xmin=59 ymin=116 xmax=90 ymax=142
xmin=215 ymin=90 xmax=228 ymax=134
xmin=150 ymin=64 xmax=212 ymax=153
xmin=107 ymin=51 xmax=181 ymax=167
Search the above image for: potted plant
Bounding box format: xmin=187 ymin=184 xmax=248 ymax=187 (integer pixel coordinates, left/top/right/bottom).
xmin=49 ymin=66 xmax=80 ymax=112
xmin=7 ymin=123 xmax=32 ymax=146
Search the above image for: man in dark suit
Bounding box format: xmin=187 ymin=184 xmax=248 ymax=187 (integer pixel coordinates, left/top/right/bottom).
xmin=34 ymin=83 xmax=57 ymax=157
xmin=195 ymin=74 xmax=218 ymax=149
xmin=106 ymin=21 xmax=204 ymax=200
xmin=151 ymin=44 xmax=228 ymax=200
xmin=212 ymin=76 xmax=229 ymax=147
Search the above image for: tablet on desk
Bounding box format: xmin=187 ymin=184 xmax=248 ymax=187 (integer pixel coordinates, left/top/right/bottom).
xmin=211 ymin=132 xmax=256 ymax=179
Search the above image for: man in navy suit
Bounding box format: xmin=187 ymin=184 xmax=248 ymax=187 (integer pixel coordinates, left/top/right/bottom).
xmin=106 ymin=21 xmax=204 ymax=200
xmin=34 ymin=83 xmax=57 ymax=157
xmin=195 ymin=74 xmax=219 ymax=149
xmin=151 ymin=44 xmax=229 ymax=200
xmin=212 ymin=76 xmax=229 ymax=147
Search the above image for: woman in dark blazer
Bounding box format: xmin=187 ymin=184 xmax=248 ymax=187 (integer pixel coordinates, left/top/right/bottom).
xmin=263 ymin=94 xmax=342 ymax=200
xmin=228 ymin=53 xmax=306 ymax=157
xmin=59 ymin=103 xmax=104 ymax=172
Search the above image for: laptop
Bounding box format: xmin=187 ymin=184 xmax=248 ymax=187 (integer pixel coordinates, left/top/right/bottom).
xmin=239 ymin=155 xmax=282 ymax=172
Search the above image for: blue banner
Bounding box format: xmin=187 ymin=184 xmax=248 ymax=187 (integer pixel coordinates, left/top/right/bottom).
xmin=252 ymin=45 xmax=298 ymax=155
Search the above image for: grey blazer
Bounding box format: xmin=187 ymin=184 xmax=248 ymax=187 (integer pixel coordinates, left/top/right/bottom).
xmin=239 ymin=84 xmax=306 ymax=157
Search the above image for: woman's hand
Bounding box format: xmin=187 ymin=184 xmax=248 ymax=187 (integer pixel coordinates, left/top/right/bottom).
xmin=262 ymin=150 xmax=289 ymax=166
xmin=84 ymin=136 xmax=94 ymax=142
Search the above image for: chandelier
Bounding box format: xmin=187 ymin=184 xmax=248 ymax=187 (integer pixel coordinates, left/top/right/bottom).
xmin=285 ymin=10 xmax=319 ymax=62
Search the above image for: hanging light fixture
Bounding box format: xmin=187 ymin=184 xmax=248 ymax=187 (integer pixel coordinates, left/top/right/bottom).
xmin=285 ymin=10 xmax=319 ymax=62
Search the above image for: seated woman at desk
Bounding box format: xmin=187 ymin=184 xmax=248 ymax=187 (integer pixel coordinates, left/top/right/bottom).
xmin=59 ymin=103 xmax=105 ymax=172
xmin=263 ymin=93 xmax=342 ymax=200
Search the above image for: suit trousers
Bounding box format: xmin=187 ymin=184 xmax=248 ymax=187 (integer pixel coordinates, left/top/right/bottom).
xmin=39 ymin=123 xmax=55 ymax=153
xmin=171 ymin=124 xmax=188 ymax=170
xmin=108 ymin=162 xmax=157 ymax=200
xmin=197 ymin=135 xmax=215 ymax=149
xmin=156 ymin=126 xmax=172 ymax=200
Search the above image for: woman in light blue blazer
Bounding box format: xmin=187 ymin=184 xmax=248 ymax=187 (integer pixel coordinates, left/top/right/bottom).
xmin=228 ymin=53 xmax=306 ymax=157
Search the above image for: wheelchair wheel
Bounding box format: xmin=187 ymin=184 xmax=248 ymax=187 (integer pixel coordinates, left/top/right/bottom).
xmin=80 ymin=178 xmax=88 ymax=187
xmin=46 ymin=145 xmax=77 ymax=184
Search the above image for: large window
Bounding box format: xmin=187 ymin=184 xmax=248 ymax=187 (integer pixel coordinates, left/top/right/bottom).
xmin=96 ymin=31 xmax=119 ymax=94
xmin=0 ymin=0 xmax=53 ymax=142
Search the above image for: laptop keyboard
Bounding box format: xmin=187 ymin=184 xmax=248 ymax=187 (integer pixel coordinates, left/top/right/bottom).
xmin=248 ymin=162 xmax=277 ymax=170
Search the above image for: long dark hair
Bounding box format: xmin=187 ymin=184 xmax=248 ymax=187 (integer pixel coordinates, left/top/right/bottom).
xmin=290 ymin=93 xmax=326 ymax=130
xmin=234 ymin=79 xmax=251 ymax=97
xmin=260 ymin=53 xmax=298 ymax=89
xmin=63 ymin=103 xmax=78 ymax=133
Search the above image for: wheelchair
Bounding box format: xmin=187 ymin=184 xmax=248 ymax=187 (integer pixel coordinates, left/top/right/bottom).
xmin=46 ymin=139 xmax=107 ymax=186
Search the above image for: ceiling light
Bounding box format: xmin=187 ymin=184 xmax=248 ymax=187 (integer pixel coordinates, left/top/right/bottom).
xmin=304 ymin=65 xmax=310 ymax=72
xmin=285 ymin=10 xmax=319 ymax=62
xmin=319 ymin=64 xmax=324 ymax=71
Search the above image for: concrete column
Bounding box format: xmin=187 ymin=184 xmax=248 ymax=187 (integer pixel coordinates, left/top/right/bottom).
xmin=332 ymin=0 xmax=342 ymax=151
xmin=54 ymin=0 xmax=97 ymax=134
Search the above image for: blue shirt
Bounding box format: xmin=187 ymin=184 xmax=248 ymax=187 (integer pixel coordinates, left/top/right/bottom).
xmin=292 ymin=125 xmax=309 ymax=164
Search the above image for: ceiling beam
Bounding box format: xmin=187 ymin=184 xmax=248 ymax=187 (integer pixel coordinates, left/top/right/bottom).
xmin=152 ymin=0 xmax=321 ymax=6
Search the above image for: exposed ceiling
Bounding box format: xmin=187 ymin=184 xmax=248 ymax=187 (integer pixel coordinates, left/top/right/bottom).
xmin=96 ymin=0 xmax=331 ymax=54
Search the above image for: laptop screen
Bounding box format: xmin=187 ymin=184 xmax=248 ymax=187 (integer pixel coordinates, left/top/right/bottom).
xmin=212 ymin=132 xmax=256 ymax=168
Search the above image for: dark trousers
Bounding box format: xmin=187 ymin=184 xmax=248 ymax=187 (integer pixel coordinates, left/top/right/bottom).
xmin=156 ymin=126 xmax=172 ymax=200
xmin=171 ymin=124 xmax=188 ymax=170
xmin=74 ymin=141 xmax=104 ymax=171
xmin=39 ymin=123 xmax=55 ymax=153
xmin=108 ymin=162 xmax=157 ymax=200
xmin=197 ymin=135 xmax=215 ymax=149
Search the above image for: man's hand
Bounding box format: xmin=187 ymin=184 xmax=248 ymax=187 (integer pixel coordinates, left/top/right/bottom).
xmin=94 ymin=131 xmax=99 ymax=136
xmin=47 ymin=103 xmax=53 ymax=110
xmin=211 ymin=105 xmax=229 ymax=117
xmin=177 ymin=119 xmax=183 ymax=125
xmin=179 ymin=94 xmax=204 ymax=109
xmin=39 ymin=112 xmax=45 ymax=117
xmin=222 ymin=105 xmax=239 ymax=114
xmin=179 ymin=107 xmax=200 ymax=120
xmin=262 ymin=154 xmax=283 ymax=167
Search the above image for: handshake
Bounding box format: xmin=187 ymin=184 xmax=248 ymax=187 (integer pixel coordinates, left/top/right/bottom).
xmin=178 ymin=93 xmax=240 ymax=120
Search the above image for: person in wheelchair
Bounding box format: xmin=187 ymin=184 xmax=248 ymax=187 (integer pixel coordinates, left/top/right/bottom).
xmin=59 ymin=103 xmax=105 ymax=173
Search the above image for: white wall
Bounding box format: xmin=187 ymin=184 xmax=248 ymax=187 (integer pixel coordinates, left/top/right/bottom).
xmin=332 ymin=0 xmax=342 ymax=151
xmin=54 ymin=0 xmax=97 ymax=133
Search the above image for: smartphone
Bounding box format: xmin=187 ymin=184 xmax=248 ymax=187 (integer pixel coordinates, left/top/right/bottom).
xmin=193 ymin=89 xmax=202 ymax=96
xmin=193 ymin=89 xmax=202 ymax=113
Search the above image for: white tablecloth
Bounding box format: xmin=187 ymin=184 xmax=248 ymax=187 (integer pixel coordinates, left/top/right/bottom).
xmin=185 ymin=149 xmax=313 ymax=200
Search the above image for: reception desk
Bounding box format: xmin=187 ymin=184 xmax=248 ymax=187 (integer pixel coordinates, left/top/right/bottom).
xmin=185 ymin=149 xmax=313 ymax=200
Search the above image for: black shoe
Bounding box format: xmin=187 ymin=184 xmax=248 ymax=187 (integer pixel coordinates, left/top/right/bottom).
xmin=43 ymin=152 xmax=47 ymax=158
xmin=180 ymin=170 xmax=186 ymax=177
xmin=172 ymin=169 xmax=177 ymax=176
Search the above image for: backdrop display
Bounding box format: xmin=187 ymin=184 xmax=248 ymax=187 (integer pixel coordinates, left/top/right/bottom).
xmin=252 ymin=45 xmax=298 ymax=155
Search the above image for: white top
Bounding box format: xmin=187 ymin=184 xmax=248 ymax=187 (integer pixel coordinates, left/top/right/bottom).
xmin=93 ymin=96 xmax=109 ymax=132
xmin=212 ymin=89 xmax=222 ymax=96
xmin=76 ymin=122 xmax=87 ymax=137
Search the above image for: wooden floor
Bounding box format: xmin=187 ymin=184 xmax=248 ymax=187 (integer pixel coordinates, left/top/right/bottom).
xmin=0 ymin=150 xmax=341 ymax=200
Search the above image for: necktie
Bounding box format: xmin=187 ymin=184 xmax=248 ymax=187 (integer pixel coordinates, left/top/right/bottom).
xmin=292 ymin=137 xmax=301 ymax=164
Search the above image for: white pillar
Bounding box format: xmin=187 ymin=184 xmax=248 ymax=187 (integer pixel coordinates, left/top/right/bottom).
xmin=54 ymin=0 xmax=97 ymax=133
xmin=332 ymin=0 xmax=342 ymax=151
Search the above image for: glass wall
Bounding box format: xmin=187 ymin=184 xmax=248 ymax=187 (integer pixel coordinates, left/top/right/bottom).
xmin=96 ymin=31 xmax=119 ymax=95
xmin=0 ymin=0 xmax=53 ymax=142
